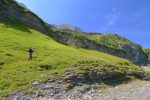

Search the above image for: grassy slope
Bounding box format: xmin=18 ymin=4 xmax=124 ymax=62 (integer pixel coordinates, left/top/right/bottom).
xmin=0 ymin=21 xmax=144 ymax=97
xmin=145 ymin=49 xmax=150 ymax=58
xmin=89 ymin=34 xmax=138 ymax=49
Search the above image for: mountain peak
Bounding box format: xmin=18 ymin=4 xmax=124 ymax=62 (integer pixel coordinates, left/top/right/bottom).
xmin=51 ymin=24 xmax=83 ymax=33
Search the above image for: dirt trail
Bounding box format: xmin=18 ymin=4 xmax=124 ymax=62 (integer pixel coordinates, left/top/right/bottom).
xmin=92 ymin=80 xmax=150 ymax=100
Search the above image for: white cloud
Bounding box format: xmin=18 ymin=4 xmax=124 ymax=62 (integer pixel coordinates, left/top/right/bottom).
xmin=97 ymin=8 xmax=122 ymax=32
xmin=106 ymin=8 xmax=121 ymax=26
xmin=112 ymin=8 xmax=116 ymax=12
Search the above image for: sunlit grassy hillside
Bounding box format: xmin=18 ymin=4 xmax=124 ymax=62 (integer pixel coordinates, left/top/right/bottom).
xmin=0 ymin=21 xmax=145 ymax=97
xmin=89 ymin=34 xmax=140 ymax=49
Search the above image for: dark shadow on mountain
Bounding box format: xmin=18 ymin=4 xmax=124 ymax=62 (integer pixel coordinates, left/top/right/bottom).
xmin=100 ymin=76 xmax=134 ymax=87
xmin=0 ymin=18 xmax=31 ymax=33
xmin=72 ymin=76 xmax=135 ymax=88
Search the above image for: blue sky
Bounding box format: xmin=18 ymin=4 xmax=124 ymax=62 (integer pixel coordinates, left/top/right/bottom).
xmin=16 ymin=0 xmax=150 ymax=48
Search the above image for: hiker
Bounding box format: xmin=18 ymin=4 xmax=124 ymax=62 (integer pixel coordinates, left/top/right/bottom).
xmin=28 ymin=48 xmax=35 ymax=61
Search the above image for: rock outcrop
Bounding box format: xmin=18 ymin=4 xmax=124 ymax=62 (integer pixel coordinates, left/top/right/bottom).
xmin=52 ymin=31 xmax=148 ymax=65
xmin=91 ymin=34 xmax=148 ymax=65
xmin=50 ymin=24 xmax=102 ymax=36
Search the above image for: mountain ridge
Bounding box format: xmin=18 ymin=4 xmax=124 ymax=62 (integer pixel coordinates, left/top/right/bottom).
xmin=0 ymin=0 xmax=150 ymax=99
xmin=52 ymin=30 xmax=148 ymax=65
xmin=0 ymin=0 xmax=50 ymax=33
xmin=0 ymin=0 xmax=148 ymax=65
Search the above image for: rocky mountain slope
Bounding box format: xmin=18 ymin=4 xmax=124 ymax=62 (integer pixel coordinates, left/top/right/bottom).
xmin=49 ymin=23 xmax=102 ymax=36
xmin=0 ymin=0 xmax=150 ymax=99
xmin=0 ymin=0 xmax=148 ymax=65
xmin=90 ymin=34 xmax=148 ymax=65
xmin=49 ymin=24 xmax=148 ymax=65
xmin=50 ymin=24 xmax=83 ymax=33
xmin=0 ymin=0 xmax=49 ymax=33
xmin=1 ymin=13 xmax=148 ymax=99
xmin=52 ymin=30 xmax=148 ymax=65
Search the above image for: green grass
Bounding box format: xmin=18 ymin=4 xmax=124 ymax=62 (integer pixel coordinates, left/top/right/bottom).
xmin=0 ymin=21 xmax=146 ymax=98
xmin=89 ymin=34 xmax=140 ymax=50
xmin=144 ymin=48 xmax=150 ymax=66
xmin=144 ymin=48 xmax=150 ymax=58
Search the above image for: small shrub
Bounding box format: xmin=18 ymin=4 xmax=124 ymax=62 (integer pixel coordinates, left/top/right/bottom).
xmin=39 ymin=92 xmax=46 ymax=97
xmin=113 ymin=96 xmax=118 ymax=100
xmin=0 ymin=82 xmax=10 ymax=90
xmin=98 ymin=83 xmax=110 ymax=89
xmin=5 ymin=53 xmax=13 ymax=56
xmin=83 ymin=85 xmax=91 ymax=91
xmin=0 ymin=61 xmax=4 ymax=65
xmin=39 ymin=64 xmax=52 ymax=70
xmin=64 ymin=83 xmax=74 ymax=90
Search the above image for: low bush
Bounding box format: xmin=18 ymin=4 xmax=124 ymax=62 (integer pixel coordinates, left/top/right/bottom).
xmin=0 ymin=61 xmax=4 ymax=65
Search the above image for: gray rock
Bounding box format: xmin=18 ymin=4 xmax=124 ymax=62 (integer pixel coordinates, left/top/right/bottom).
xmin=14 ymin=95 xmax=19 ymax=100
xmin=9 ymin=93 xmax=24 ymax=100
xmin=48 ymin=79 xmax=55 ymax=83
xmin=41 ymin=74 xmax=47 ymax=78
xmin=32 ymin=81 xmax=40 ymax=86
xmin=35 ymin=92 xmax=40 ymax=98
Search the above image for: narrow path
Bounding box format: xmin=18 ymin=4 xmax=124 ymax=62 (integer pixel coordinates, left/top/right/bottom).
xmin=92 ymin=80 xmax=150 ymax=100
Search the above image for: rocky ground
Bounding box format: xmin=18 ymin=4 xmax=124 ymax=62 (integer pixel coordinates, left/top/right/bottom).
xmin=8 ymin=67 xmax=150 ymax=100
xmin=93 ymin=80 xmax=150 ymax=100
xmin=8 ymin=79 xmax=150 ymax=100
